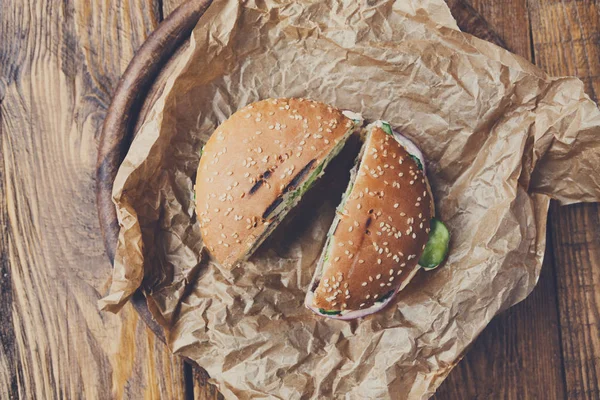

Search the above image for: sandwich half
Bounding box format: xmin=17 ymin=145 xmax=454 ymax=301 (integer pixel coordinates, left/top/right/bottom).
xmin=305 ymin=121 xmax=448 ymax=319
xmin=195 ymin=98 xmax=362 ymax=269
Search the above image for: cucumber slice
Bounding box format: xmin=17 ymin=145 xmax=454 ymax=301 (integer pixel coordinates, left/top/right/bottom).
xmin=319 ymin=308 xmax=341 ymax=316
xmin=381 ymin=121 xmax=394 ymax=136
xmin=380 ymin=122 xmax=423 ymax=170
xmin=419 ymin=218 xmax=450 ymax=270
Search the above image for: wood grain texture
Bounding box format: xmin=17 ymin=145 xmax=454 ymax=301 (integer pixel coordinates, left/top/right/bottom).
xmin=529 ymin=0 xmax=600 ymax=398
xmin=466 ymin=0 xmax=533 ymax=57
xmin=435 ymin=2 xmax=567 ymax=398
xmin=2 ymin=0 xmax=599 ymax=399
xmin=445 ymin=0 xmax=507 ymax=48
xmin=0 ymin=102 xmax=19 ymax=399
xmin=0 ymin=0 xmax=190 ymax=398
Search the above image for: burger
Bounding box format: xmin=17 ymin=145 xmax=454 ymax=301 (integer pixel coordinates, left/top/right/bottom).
xmin=195 ymin=99 xmax=449 ymax=320
xmin=195 ymin=98 xmax=363 ymax=269
xmin=304 ymin=121 xmax=449 ymax=319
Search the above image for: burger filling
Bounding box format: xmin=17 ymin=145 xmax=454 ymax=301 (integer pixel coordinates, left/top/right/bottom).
xmin=246 ymin=121 xmax=361 ymax=258
xmin=307 ymin=121 xmax=450 ymax=318
xmin=307 ymin=128 xmax=369 ymax=316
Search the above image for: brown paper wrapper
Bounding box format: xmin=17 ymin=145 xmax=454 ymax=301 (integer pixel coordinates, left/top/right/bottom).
xmin=99 ymin=1 xmax=600 ymax=398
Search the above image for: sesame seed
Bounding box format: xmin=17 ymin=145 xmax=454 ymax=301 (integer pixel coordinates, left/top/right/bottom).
xmin=334 ymin=257 xmax=340 ymax=262
xmin=359 ymin=259 xmax=364 ymax=264
xmin=376 ymin=274 xmax=381 ymax=279
xmin=361 ymin=282 xmax=367 ymax=287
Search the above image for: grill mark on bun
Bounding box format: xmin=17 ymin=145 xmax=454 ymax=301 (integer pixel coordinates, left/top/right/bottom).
xmin=262 ymin=159 xmax=318 ymax=219
xmin=262 ymin=197 xmax=284 ymax=220
xmin=248 ymin=180 xmax=264 ymax=195
xmin=282 ymin=159 xmax=316 ymax=193
xmin=248 ymin=168 xmax=275 ymax=196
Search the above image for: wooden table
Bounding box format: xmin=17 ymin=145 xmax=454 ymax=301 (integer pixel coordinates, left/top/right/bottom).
xmin=1 ymin=1 xmax=599 ymax=398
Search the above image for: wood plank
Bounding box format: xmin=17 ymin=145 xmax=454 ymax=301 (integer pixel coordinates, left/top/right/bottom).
xmin=0 ymin=0 xmax=189 ymax=398
xmin=0 ymin=100 xmax=19 ymax=400
xmin=529 ymin=1 xmax=600 ymax=398
xmin=435 ymin=1 xmax=567 ymax=398
xmin=467 ymin=0 xmax=533 ymax=57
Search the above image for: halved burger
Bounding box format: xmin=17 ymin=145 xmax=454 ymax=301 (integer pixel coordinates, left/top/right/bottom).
xmin=195 ymin=98 xmax=362 ymax=269
xmin=304 ymin=121 xmax=450 ymax=319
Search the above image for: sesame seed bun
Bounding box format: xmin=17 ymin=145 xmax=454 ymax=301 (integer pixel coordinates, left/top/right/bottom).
xmin=195 ymin=98 xmax=359 ymax=269
xmin=305 ymin=122 xmax=434 ymax=319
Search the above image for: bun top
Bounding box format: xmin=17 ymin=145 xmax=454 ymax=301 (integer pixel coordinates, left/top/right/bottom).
xmin=195 ymin=98 xmax=353 ymax=268
xmin=312 ymin=125 xmax=433 ymax=311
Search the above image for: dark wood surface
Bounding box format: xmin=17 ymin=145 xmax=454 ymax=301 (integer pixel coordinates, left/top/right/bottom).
xmin=1 ymin=0 xmax=599 ymax=399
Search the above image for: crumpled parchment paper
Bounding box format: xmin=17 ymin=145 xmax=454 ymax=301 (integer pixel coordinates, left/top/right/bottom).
xmin=99 ymin=0 xmax=600 ymax=398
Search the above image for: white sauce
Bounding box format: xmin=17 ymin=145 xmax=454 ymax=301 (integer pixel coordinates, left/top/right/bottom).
xmin=373 ymin=120 xmax=426 ymax=174
xmin=342 ymin=110 xmax=364 ymax=124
